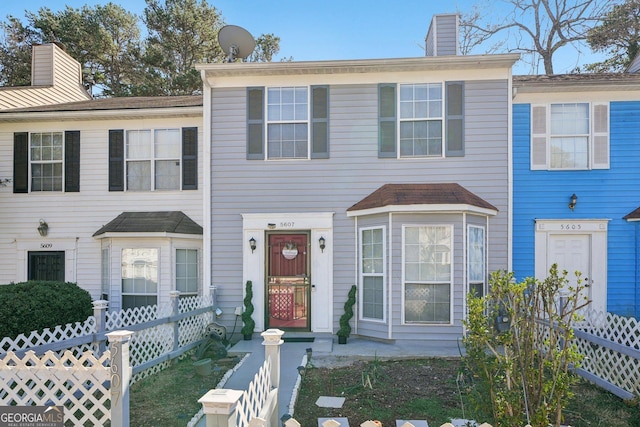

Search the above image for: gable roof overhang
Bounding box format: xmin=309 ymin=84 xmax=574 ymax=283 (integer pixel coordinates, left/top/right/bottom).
xmin=346 ymin=183 xmax=498 ymax=217
xmin=197 ymin=54 xmax=520 ymax=82
xmin=93 ymin=211 xmax=203 ymax=239
xmin=624 ymin=207 xmax=640 ymax=222
xmin=513 ymin=73 xmax=640 ymax=95
xmin=0 ymin=95 xmax=203 ymax=123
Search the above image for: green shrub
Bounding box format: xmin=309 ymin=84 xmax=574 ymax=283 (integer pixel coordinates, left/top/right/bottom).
xmin=0 ymin=281 xmax=93 ymax=340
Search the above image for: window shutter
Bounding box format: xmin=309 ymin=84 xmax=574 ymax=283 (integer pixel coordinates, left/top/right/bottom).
xmin=311 ymin=85 xmax=329 ymax=158
xmin=531 ymin=105 xmax=547 ymax=170
xmin=109 ymin=129 xmax=124 ymax=191
xmin=13 ymin=132 xmax=28 ymax=193
xmin=592 ymin=103 xmax=609 ymax=169
xmin=182 ymin=127 xmax=198 ymax=189
xmin=378 ymin=83 xmax=397 ymax=158
xmin=445 ymin=81 xmax=464 ymax=157
xmin=247 ymin=87 xmax=264 ymax=160
xmin=64 ymin=131 xmax=80 ymax=192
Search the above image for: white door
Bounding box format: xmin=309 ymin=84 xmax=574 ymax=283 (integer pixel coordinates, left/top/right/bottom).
xmin=548 ymin=234 xmax=592 ymax=309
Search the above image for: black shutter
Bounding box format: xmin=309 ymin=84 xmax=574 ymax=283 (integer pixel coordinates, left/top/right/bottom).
xmin=13 ymin=132 xmax=29 ymax=193
xmin=182 ymin=127 xmax=198 ymax=190
xmin=445 ymin=81 xmax=464 ymax=157
xmin=378 ymin=84 xmax=397 ymax=158
xmin=109 ymin=130 xmax=124 ymax=191
xmin=247 ymin=87 xmax=264 ymax=160
xmin=65 ymin=131 xmax=80 ymax=192
xmin=311 ymin=85 xmax=329 ymax=158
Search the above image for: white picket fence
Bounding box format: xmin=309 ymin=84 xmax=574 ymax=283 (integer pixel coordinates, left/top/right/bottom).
xmin=0 ymin=290 xmax=219 ymax=425
xmin=571 ymin=308 xmax=640 ymax=399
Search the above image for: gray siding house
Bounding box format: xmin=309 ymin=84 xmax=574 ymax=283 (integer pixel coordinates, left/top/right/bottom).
xmin=198 ymin=15 xmax=518 ymax=342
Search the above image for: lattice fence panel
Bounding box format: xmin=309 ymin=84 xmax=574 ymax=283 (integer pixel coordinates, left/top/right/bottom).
xmin=106 ymin=305 xmax=159 ymax=331
xmin=236 ymin=358 xmax=272 ymax=427
xmin=129 ymin=324 xmax=174 ymax=383
xmin=0 ymin=317 xmax=96 ymax=355
xmin=179 ymin=294 xmax=208 ymax=313
xmin=577 ymin=309 xmax=640 ymax=350
xmin=179 ymin=313 xmax=211 ymax=348
xmin=0 ymin=350 xmax=111 ymax=426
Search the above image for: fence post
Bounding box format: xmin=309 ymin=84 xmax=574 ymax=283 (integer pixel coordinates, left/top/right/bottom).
xmin=198 ymin=389 xmax=243 ymax=427
xmin=106 ymin=330 xmax=134 ymax=427
xmin=261 ymin=329 xmax=284 ymax=388
xmin=211 ymin=285 xmax=218 ymax=322
xmin=92 ymin=299 xmax=109 ymax=355
xmin=170 ymin=291 xmax=181 ymax=352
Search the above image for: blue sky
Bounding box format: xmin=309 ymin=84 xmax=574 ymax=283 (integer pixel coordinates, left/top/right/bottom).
xmin=2 ymin=0 xmax=603 ymax=74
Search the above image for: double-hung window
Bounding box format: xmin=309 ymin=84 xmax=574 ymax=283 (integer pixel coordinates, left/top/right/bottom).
xmin=13 ymin=131 xmax=80 ymax=193
xmin=403 ymin=225 xmax=452 ymax=324
xmin=531 ymin=102 xmax=609 ymax=170
xmin=121 ymin=248 xmax=158 ymax=309
xmin=246 ymin=86 xmax=329 ymax=159
xmin=176 ymin=248 xmax=199 ymax=297
xmin=360 ymin=227 xmax=385 ymax=321
xmin=126 ymin=129 xmax=180 ymax=190
xmin=109 ymin=127 xmax=197 ymax=191
xmin=467 ymin=225 xmax=485 ymax=298
xmin=379 ymin=81 xmax=464 ymax=158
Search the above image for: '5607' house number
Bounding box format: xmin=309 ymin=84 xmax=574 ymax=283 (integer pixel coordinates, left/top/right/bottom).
xmin=279 ymin=222 xmax=294 ymax=228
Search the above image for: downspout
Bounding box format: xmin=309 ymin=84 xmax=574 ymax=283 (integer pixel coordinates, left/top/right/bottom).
xmin=388 ymin=212 xmax=393 ymax=340
xmin=354 ymin=216 xmax=358 ymax=335
xmin=462 ymin=213 xmax=467 ymax=330
xmin=508 ymin=69 xmax=514 ymax=272
xmin=636 ymin=223 xmax=640 ymax=318
xmin=201 ymin=70 xmax=212 ymax=299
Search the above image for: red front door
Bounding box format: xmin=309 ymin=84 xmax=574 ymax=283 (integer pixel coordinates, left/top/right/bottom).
xmin=266 ymin=233 xmax=310 ymax=330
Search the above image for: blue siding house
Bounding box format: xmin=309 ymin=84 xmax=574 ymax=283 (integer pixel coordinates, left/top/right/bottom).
xmin=512 ymin=74 xmax=640 ymax=318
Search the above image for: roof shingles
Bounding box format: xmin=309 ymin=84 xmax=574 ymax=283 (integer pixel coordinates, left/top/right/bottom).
xmin=93 ymin=211 xmax=202 ymax=236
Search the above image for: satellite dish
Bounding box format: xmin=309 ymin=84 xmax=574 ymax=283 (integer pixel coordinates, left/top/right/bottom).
xmin=218 ymin=25 xmax=256 ymax=62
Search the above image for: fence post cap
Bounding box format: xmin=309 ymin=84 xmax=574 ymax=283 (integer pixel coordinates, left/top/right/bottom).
xmin=105 ymin=330 xmax=134 ymax=342
xmin=261 ymin=328 xmax=285 ymax=345
xmin=198 ymin=389 xmax=243 ymax=414
xmin=92 ymin=300 xmax=109 ymax=309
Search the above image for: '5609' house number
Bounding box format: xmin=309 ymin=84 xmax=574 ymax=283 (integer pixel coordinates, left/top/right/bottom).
xmin=40 ymin=243 xmax=53 ymax=248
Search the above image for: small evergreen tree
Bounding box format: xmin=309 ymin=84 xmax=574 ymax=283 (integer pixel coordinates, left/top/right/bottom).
xmin=241 ymin=280 xmax=255 ymax=339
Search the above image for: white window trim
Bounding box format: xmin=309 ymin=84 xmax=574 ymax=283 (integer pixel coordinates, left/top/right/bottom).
xmin=467 ymin=224 xmax=486 ymax=297
xmin=401 ymin=224 xmax=454 ymax=325
xmin=397 ymin=82 xmax=445 ymax=159
xmin=125 ymin=128 xmax=182 ymax=191
xmin=121 ymin=247 xmax=160 ymax=308
xmin=358 ymin=226 xmax=386 ymax=323
xmin=530 ymin=102 xmax=610 ymax=171
xmin=175 ymin=247 xmax=201 ymax=296
xmin=265 ymin=86 xmax=311 ymax=161
xmin=29 ymin=131 xmax=65 ymax=192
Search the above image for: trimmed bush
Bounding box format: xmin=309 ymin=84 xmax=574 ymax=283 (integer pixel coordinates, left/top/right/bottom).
xmin=0 ymin=281 xmax=93 ymax=340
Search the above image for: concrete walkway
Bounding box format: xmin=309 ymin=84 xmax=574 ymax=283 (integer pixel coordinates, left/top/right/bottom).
xmin=195 ymin=333 xmax=462 ymax=426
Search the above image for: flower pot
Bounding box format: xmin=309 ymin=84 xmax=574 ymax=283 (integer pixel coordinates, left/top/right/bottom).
xmin=243 ymin=333 xmax=252 ymax=340
xmin=193 ymin=358 xmax=212 ymax=376
xmin=338 ymin=335 xmax=347 ymax=344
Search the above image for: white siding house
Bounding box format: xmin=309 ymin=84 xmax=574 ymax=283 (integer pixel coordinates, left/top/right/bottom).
xmin=0 ymin=96 xmax=203 ymax=311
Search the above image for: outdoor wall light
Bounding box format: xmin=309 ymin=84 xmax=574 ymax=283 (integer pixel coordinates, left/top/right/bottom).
xmin=249 ymin=237 xmax=256 ymax=253
xmin=318 ymin=236 xmax=326 ymax=253
xmin=569 ymin=193 xmax=578 ymax=211
xmin=215 ymin=307 xmax=223 ymax=318
xmin=37 ymin=219 xmax=49 ymax=237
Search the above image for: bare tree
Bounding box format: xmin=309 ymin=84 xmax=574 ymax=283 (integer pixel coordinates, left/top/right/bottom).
xmin=459 ymin=0 xmax=616 ymax=74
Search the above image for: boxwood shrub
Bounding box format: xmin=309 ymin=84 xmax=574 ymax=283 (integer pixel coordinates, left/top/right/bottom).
xmin=0 ymin=281 xmax=93 ymax=340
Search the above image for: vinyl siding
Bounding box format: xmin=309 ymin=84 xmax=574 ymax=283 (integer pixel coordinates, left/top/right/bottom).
xmin=0 ymin=117 xmax=203 ymax=303
xmin=210 ymin=78 xmax=510 ymax=339
xmin=512 ymin=101 xmax=640 ymax=318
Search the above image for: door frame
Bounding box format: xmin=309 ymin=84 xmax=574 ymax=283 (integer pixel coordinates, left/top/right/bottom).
xmin=265 ymin=231 xmax=311 ymax=331
xmin=534 ymin=219 xmax=608 ymax=313
xmin=242 ymin=212 xmax=334 ymax=333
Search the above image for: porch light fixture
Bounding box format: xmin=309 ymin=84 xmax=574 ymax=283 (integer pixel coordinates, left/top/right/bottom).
xmin=569 ymin=193 xmax=578 ymax=211
xmin=249 ymin=237 xmax=257 ymax=253
xmin=37 ymin=219 xmax=49 ymax=237
xmin=318 ymin=236 xmax=326 ymax=253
